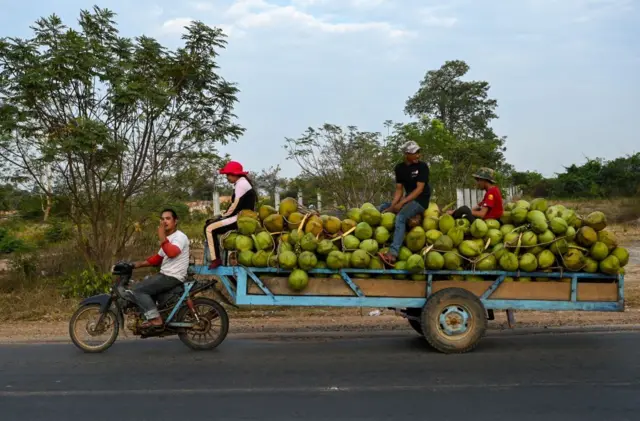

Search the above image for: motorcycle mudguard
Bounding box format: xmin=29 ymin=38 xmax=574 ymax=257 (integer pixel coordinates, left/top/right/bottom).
xmin=80 ymin=294 xmax=112 ymax=314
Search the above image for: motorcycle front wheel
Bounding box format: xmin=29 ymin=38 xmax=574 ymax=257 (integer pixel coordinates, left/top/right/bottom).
xmin=69 ymin=304 xmax=119 ymax=353
xmin=177 ymin=297 xmax=229 ymax=350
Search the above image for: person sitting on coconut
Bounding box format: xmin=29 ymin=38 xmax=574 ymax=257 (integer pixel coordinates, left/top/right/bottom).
xmin=378 ymin=140 xmax=432 ymax=266
xmin=447 ymin=167 xmax=503 ymax=223
xmin=204 ymin=161 xmax=257 ymax=269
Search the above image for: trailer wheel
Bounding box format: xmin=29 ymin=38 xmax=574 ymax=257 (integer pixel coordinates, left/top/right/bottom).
xmin=421 ymin=288 xmax=487 ymax=354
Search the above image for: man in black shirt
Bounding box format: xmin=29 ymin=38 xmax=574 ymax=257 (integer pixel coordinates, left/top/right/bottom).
xmin=379 ymin=141 xmax=431 ymax=266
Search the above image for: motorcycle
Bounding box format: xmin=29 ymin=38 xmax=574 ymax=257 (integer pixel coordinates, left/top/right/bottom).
xmin=68 ymin=261 xmax=229 ymax=353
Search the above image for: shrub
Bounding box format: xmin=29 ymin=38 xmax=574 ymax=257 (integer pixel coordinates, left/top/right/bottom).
xmin=62 ymin=269 xmax=112 ymax=299
xmin=44 ymin=219 xmax=72 ymax=244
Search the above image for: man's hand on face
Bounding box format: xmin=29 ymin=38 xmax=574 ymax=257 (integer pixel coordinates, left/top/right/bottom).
xmin=158 ymin=222 xmax=167 ymax=242
xmin=446 ymin=210 xmax=454 ymax=216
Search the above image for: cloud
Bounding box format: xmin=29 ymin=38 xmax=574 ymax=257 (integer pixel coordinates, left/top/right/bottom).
xmin=161 ymin=17 xmax=195 ymax=34
xmin=189 ymin=1 xmax=216 ymax=11
xmin=420 ymin=6 xmax=458 ymax=27
xmin=223 ymin=0 xmax=413 ymax=38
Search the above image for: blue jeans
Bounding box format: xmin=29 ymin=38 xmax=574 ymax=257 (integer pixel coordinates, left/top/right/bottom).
xmin=378 ymin=201 xmax=425 ymax=257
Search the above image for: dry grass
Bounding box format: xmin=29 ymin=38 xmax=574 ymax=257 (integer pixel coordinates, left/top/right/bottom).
xmin=0 ymin=286 xmax=77 ymax=322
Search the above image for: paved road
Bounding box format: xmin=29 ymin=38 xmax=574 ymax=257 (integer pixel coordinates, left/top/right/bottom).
xmin=1 ymin=331 xmax=639 ymax=421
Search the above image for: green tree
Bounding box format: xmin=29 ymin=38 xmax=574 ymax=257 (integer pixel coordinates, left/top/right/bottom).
xmin=0 ymin=7 xmax=243 ymax=270
xmin=405 ymin=60 xmax=499 ymax=140
xmin=387 ymin=118 xmax=512 ymax=204
xmin=284 ymin=124 xmax=394 ymax=208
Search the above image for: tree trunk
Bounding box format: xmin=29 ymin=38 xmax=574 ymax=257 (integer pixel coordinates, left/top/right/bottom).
xmin=42 ymin=194 xmax=52 ymax=222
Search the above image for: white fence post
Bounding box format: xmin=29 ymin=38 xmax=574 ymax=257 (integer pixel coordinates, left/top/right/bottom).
xmin=317 ymin=192 xmax=322 ymax=211
xmin=212 ymin=191 xmax=220 ymax=215
xmin=297 ymin=191 xmax=303 ymax=206
xmin=274 ymin=191 xmax=280 ymax=209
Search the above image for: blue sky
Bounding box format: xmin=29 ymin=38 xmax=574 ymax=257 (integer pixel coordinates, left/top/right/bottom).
xmin=1 ymin=0 xmax=639 ymax=179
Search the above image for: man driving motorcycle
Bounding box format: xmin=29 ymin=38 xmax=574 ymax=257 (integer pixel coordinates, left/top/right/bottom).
xmin=130 ymin=208 xmax=190 ymax=329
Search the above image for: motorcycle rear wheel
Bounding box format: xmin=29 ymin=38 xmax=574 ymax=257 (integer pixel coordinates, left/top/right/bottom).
xmin=69 ymin=304 xmax=119 ymax=353
xmin=177 ymin=297 xmax=229 ymax=350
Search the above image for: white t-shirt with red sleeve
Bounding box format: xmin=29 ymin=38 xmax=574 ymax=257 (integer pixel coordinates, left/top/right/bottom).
xmin=157 ymin=230 xmax=190 ymax=281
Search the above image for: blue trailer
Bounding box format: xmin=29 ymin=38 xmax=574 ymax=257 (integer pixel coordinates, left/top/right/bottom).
xmin=190 ymin=263 xmax=624 ymax=354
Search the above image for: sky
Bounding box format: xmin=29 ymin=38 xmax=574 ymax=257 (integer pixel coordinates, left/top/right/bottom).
xmin=1 ymin=0 xmax=639 ymax=179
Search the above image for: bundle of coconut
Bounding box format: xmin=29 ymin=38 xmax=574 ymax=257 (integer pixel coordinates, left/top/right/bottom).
xmin=219 ymin=197 xmax=629 ymax=291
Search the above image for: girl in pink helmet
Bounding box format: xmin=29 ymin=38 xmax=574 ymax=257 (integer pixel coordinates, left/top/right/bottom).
xmin=205 ymin=161 xmax=257 ymax=269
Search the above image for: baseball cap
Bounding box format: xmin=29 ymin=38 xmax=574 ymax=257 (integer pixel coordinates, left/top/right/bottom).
xmin=401 ymin=141 xmax=420 ymax=154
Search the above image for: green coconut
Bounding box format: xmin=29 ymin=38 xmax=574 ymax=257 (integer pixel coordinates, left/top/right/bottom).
xmin=455 ymin=218 xmax=471 ymax=233
xmin=326 ymin=250 xmax=347 ymax=270
xmin=486 ymin=229 xmax=503 ymax=246
xmin=422 ymin=217 xmax=439 ymax=232
xmin=374 ymin=226 xmax=390 ymax=245
xmin=425 ymin=251 xmax=445 ymax=270
xmin=434 ymin=235 xmax=454 ymax=252
xmin=288 ymin=229 xmax=303 ymax=245
xmin=459 ymin=240 xmax=482 ymax=258
xmin=600 ymin=255 xmax=621 ymax=274
xmin=521 ymin=231 xmax=538 ymax=248
xmin=359 ymin=239 xmax=379 ymax=254
xmin=470 ymin=219 xmax=489 ymax=239
xmin=407 ymin=254 xmax=426 ymax=272
xmin=361 ymin=208 xmax=382 ymax=226
xmin=549 ymin=238 xmax=569 ymax=255
xmin=316 ymin=239 xmax=334 ymax=255
xmin=466 ymin=275 xmax=485 ymax=282
xmin=590 ymin=242 xmax=609 ymax=261
xmin=519 ymin=253 xmax=538 ymax=272
xmin=537 ymin=250 xmax=555 ymax=269
xmin=346 ymin=208 xmax=362 ymax=223
xmin=545 ymin=205 xmax=564 ymax=220
xmin=263 ymin=214 xmax=284 ymax=233
xmin=511 ymin=207 xmax=528 ymax=225
xmin=300 ymin=233 xmax=318 ymax=252
xmin=354 ymin=222 xmax=373 ymax=241
xmin=476 ymin=253 xmax=497 ymax=271
xmin=500 ymin=224 xmax=515 ymax=236
xmin=369 ymin=256 xmax=385 ymax=270
xmin=278 ymin=241 xmax=294 ymax=253
xmin=500 ymin=212 xmax=513 ymax=225
xmin=238 ymin=250 xmax=254 ymax=266
xmin=237 ymin=217 xmax=259 ymax=235
xmin=499 ymin=252 xmax=519 ymax=271
xmin=393 ymin=261 xmax=408 ymax=279
xmin=447 ymin=227 xmax=465 ymax=247
xmin=528 ymin=212 xmax=548 ymax=234
xmin=443 ymin=252 xmax=463 ymax=270
xmin=288 ymin=269 xmax=309 ymax=291
xmin=405 ymin=226 xmax=427 ymax=252
xmin=341 ymin=219 xmax=357 ymax=233
xmin=298 ymin=251 xmax=318 ymax=271
xmin=530 ymin=198 xmax=548 ymax=212
xmin=493 ymin=243 xmax=508 ymax=260
xmin=323 ymin=216 xmax=342 ymax=235
xmin=438 ymin=214 xmax=455 ymax=234
xmin=251 ymin=250 xmax=270 ymax=267
xmin=426 ymin=229 xmax=443 ymax=245
xmin=343 ymin=234 xmax=361 ymax=250
xmin=549 ymin=217 xmax=568 ymax=236
xmin=516 ymin=200 xmax=531 ymax=210
xmin=424 ymin=202 xmax=440 ymax=219
xmin=611 ymin=247 xmax=629 ymax=267
xmin=597 ymin=230 xmax=618 ymax=251
xmin=380 ymin=213 xmax=396 ymax=231
xmin=585 ymin=211 xmax=607 ymax=231
xmin=253 ymin=231 xmax=274 ymax=251
xmin=576 ymin=226 xmax=598 ymax=247
xmin=583 ymin=257 xmax=599 ymax=273
xmin=538 ymin=230 xmax=556 ymax=245
xmin=278 ymin=197 xmax=298 ymax=218
xmin=398 ymin=246 xmax=413 ymax=262
xmin=235 ymin=235 xmax=254 ymax=252
xmin=222 ymin=232 xmax=238 ymax=250
xmin=350 ymin=249 xmax=371 ymax=268
xmin=258 ymin=205 xmax=277 ymax=221
xmin=562 ymin=249 xmax=586 ymax=271
xmin=278 ymin=250 xmax=297 ymax=270
xmin=485 ymin=219 xmax=501 ymax=230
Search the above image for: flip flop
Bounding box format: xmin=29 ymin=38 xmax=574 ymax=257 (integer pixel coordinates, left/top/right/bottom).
xmin=378 ymin=252 xmax=396 ymax=267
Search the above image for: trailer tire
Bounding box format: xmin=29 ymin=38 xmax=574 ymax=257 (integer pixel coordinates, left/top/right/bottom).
xmin=421 ymin=288 xmax=487 ymax=354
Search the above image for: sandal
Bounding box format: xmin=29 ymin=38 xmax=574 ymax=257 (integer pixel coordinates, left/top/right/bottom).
xmin=378 ymin=252 xmax=397 ymax=267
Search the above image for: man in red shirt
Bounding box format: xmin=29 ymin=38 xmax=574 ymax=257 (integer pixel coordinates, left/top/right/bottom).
xmin=447 ymin=168 xmax=503 ymax=222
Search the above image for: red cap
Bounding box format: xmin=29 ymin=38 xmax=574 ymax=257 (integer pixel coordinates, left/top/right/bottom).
xmin=219 ymin=161 xmax=248 ymax=176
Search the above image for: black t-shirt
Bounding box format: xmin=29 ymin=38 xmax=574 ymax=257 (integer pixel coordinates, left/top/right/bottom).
xmin=394 ymin=161 xmax=431 ymax=208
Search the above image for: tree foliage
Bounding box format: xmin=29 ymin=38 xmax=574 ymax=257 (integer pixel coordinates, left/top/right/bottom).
xmin=0 ymin=7 xmax=243 ymax=270
xmin=284 ymin=124 xmax=394 ymax=208
xmin=405 ymin=60 xmax=499 ymax=140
